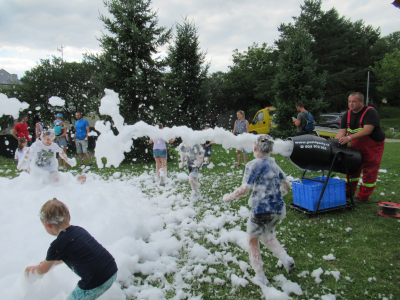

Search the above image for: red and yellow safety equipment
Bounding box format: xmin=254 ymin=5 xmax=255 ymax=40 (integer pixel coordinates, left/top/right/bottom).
xmin=345 ymin=108 xmax=385 ymax=201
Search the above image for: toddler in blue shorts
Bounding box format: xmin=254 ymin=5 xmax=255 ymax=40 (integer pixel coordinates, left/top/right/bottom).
xmin=223 ymin=135 xmax=294 ymax=286
xmin=25 ymin=198 xmax=118 ymax=300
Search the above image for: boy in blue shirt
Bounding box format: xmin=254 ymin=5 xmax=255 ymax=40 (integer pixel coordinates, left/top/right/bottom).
xmin=223 ymin=135 xmax=294 ymax=285
xmin=25 ymin=198 xmax=118 ymax=299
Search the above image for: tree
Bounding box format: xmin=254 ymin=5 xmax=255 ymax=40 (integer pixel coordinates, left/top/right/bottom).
xmin=272 ymin=25 xmax=327 ymax=138
xmin=86 ymin=0 xmax=172 ymax=161
xmin=371 ymin=48 xmax=400 ymax=106
xmin=165 ymin=16 xmax=209 ymax=129
xmin=280 ymin=0 xmax=382 ymax=112
xmin=0 ymin=56 xmax=100 ymax=128
xmin=225 ymin=43 xmax=279 ymax=112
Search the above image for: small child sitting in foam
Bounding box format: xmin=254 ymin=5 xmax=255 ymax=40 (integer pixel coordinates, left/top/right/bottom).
xmin=178 ymin=141 xmax=205 ymax=201
xmin=223 ymin=134 xmax=294 ymax=285
xmin=25 ymin=198 xmax=118 ymax=299
xmin=17 ymin=129 xmax=81 ymax=182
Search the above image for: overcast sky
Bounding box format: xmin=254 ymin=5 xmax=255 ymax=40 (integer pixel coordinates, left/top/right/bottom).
xmin=1 ymin=0 xmax=399 ymax=79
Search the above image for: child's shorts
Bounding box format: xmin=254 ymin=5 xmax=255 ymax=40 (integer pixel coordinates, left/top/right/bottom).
xmin=237 ymin=148 xmax=248 ymax=154
xmin=153 ymin=149 xmax=167 ymax=158
xmin=188 ymin=165 xmax=201 ymax=177
xmin=67 ymin=272 xmax=117 ymax=300
xmin=247 ymin=208 xmax=286 ymax=238
xmin=203 ymin=145 xmax=212 ymax=157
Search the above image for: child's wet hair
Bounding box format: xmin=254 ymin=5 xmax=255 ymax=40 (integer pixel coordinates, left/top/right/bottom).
xmin=255 ymin=134 xmax=274 ymax=155
xmin=40 ymin=198 xmax=70 ymax=225
xmin=41 ymin=129 xmax=55 ymax=140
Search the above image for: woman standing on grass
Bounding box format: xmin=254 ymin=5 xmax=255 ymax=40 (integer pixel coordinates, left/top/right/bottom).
xmin=149 ymin=123 xmax=175 ymax=186
xmin=233 ymin=110 xmax=249 ymax=167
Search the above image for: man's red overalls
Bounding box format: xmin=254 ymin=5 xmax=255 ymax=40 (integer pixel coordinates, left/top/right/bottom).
xmin=346 ymin=107 xmax=385 ymax=201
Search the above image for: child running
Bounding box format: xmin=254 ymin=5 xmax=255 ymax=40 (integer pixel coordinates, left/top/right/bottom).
xmin=179 ymin=141 xmax=205 ymax=201
xmin=149 ymin=123 xmax=175 ymax=186
xmin=14 ymin=137 xmax=29 ymax=165
xmin=25 ymin=198 xmax=118 ymax=300
xmin=222 ymin=135 xmax=294 ymax=285
xmin=17 ymin=129 xmax=76 ymax=182
xmin=201 ymin=124 xmax=213 ymax=166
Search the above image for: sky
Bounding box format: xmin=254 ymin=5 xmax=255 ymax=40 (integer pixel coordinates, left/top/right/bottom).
xmin=1 ymin=0 xmax=399 ymax=79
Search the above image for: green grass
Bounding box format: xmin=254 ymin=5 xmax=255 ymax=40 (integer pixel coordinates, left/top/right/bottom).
xmin=1 ymin=143 xmax=400 ymax=299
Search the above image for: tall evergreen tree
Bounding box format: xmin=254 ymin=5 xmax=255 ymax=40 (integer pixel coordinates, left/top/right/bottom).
xmin=272 ymin=25 xmax=327 ymax=138
xmin=85 ymin=0 xmax=171 ymax=161
xmin=166 ymin=17 xmax=209 ymax=129
xmin=88 ymin=0 xmax=171 ymax=125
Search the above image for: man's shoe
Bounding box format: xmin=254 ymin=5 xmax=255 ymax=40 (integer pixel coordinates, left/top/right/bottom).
xmin=80 ymin=164 xmax=85 ymax=169
xmin=89 ymin=164 xmax=94 ymax=168
xmin=354 ymin=197 xmax=367 ymax=204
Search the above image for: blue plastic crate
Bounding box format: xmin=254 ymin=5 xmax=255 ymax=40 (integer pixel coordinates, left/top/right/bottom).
xmin=292 ymin=176 xmax=346 ymax=211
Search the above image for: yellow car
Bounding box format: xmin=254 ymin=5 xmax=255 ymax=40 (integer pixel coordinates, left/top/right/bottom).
xmin=249 ymin=107 xmax=276 ymax=134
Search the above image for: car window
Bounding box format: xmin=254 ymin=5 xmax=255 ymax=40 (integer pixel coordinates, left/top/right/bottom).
xmin=268 ymin=110 xmax=275 ymax=116
xmin=255 ymin=112 xmax=264 ymax=122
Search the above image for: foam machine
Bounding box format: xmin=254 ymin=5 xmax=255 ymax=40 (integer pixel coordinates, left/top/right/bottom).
xmin=286 ymin=136 xmax=362 ymax=215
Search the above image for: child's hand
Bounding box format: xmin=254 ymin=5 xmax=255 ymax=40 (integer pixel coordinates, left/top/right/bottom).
xmin=280 ymin=180 xmax=291 ymax=196
xmin=25 ymin=266 xmax=36 ymax=275
xmin=179 ymin=162 xmax=184 ymax=168
xmin=223 ymin=193 xmax=233 ymax=203
xmin=68 ymin=158 xmax=77 ymax=167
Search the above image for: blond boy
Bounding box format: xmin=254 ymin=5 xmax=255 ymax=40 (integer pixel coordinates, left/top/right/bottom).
xmin=25 ymin=198 xmax=118 ymax=300
xmin=223 ymin=135 xmax=294 ymax=285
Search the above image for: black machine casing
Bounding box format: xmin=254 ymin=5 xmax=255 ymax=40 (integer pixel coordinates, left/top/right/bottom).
xmin=287 ymin=135 xmax=362 ymax=215
xmin=288 ymin=136 xmax=362 ymax=175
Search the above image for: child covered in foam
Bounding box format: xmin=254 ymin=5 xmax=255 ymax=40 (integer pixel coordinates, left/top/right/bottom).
xmin=17 ymin=129 xmax=85 ymax=183
xmin=178 ymin=141 xmax=205 ymax=201
xmin=223 ymin=134 xmax=294 ymax=285
xmin=25 ymin=198 xmax=118 ymax=300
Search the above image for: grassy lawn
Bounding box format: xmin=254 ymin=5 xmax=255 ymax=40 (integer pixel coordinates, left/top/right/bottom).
xmin=1 ymin=142 xmax=399 ymax=299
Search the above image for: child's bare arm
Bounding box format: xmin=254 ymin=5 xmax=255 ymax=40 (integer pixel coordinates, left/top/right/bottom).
xmin=25 ymin=260 xmax=56 ymax=275
xmin=59 ymin=151 xmax=76 ymax=167
xmin=223 ymin=184 xmax=251 ymax=203
xmin=280 ymin=179 xmax=291 ymax=196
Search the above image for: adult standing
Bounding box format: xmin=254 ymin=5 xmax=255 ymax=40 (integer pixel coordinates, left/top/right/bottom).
xmin=292 ymin=102 xmax=309 ymax=136
xmin=233 ymin=110 xmax=249 ymax=167
xmin=73 ymin=112 xmax=93 ymax=168
xmin=12 ymin=115 xmax=31 ymax=146
xmin=149 ymin=123 xmax=175 ymax=186
xmin=336 ymin=92 xmax=385 ymax=203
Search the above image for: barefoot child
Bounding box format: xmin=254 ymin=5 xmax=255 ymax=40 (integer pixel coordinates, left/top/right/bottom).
xmin=25 ymin=198 xmax=118 ymax=300
xmin=179 ymin=142 xmax=204 ymax=201
xmin=222 ymin=135 xmax=294 ymax=285
xmin=17 ymin=129 xmax=76 ymax=182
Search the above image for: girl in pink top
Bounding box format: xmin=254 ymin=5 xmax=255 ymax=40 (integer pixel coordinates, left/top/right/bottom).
xmin=149 ymin=123 xmax=175 ymax=186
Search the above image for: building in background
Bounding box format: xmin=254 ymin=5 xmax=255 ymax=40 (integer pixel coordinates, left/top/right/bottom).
xmin=0 ymin=69 xmax=22 ymax=88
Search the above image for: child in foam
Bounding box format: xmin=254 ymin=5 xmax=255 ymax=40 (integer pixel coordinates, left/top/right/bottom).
xmin=179 ymin=141 xmax=205 ymax=201
xmin=222 ymin=135 xmax=294 ymax=286
xmin=25 ymin=198 xmax=118 ymax=300
xmin=201 ymin=123 xmax=213 ymax=166
xmin=54 ymin=113 xmax=69 ymax=170
xmin=14 ymin=138 xmax=29 ymax=164
xmin=17 ymin=129 xmax=77 ymax=182
xmin=149 ymin=123 xmax=175 ymax=186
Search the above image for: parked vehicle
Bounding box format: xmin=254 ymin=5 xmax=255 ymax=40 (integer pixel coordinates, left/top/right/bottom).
xmin=315 ymin=114 xmax=342 ymax=129
xmin=249 ymin=107 xmax=276 ymax=134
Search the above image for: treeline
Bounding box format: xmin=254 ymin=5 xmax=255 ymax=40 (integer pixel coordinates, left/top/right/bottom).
xmin=1 ymin=0 xmax=399 ymax=155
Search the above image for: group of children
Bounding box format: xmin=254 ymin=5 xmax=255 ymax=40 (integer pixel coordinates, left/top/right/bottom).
xmin=22 ymin=122 xmax=294 ymax=298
